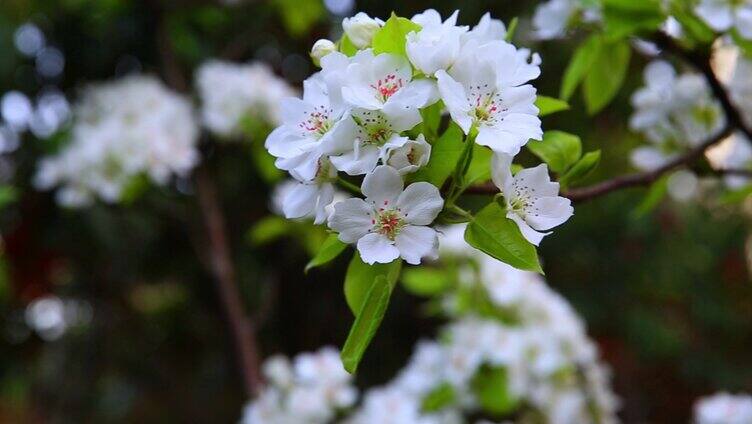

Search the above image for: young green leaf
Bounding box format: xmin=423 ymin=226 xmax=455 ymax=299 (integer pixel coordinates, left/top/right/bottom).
xmin=470 ymin=365 xmax=519 ymax=416
xmin=560 ymin=35 xmax=602 ymax=101
xmin=372 ymin=13 xmax=421 ymax=56
xmin=421 ymin=383 xmax=456 ymax=412
xmin=464 ymin=201 xmax=543 ymax=273
xmin=535 ymin=96 xmax=570 ymax=117
xmin=247 ymin=216 xmax=289 ymax=246
xmin=305 ymin=233 xmax=348 ymax=273
xmin=583 ymin=39 xmax=631 ymax=115
xmin=339 ymin=34 xmax=359 ymax=56
xmin=464 ymin=144 xmax=493 ymax=187
xmin=632 ymin=174 xmax=669 ymax=217
xmin=0 ymin=186 xmax=18 ymax=210
xmin=410 ymin=122 xmax=465 ymax=187
xmin=559 ymin=150 xmax=601 ymax=188
xmin=504 ymin=17 xmax=518 ymax=42
xmin=340 ymin=275 xmax=392 ymax=373
xmin=344 ymin=252 xmax=402 ymax=314
xmin=526 ymin=131 xmax=582 ymax=174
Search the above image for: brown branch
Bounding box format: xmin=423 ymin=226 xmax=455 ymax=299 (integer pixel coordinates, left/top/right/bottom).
xmin=464 ymin=125 xmax=735 ymax=202
xmin=152 ymin=4 xmax=262 ymax=396
xmin=195 ymin=167 xmax=262 ymax=396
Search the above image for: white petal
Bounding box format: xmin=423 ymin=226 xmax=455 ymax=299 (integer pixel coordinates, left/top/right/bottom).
xmin=491 ymin=152 xmax=513 ymax=192
xmin=330 ymin=144 xmax=381 ymax=175
xmin=395 ymin=182 xmax=444 ymax=225
xmin=361 ymin=165 xmax=404 ymax=207
xmin=394 ymin=225 xmax=439 ymax=265
xmin=507 ymin=212 xmax=547 ymax=246
xmin=328 ymin=198 xmax=374 ymax=243
xmin=313 ymin=183 xmax=335 ymax=225
xmin=736 ymin=7 xmax=752 ymax=39
xmin=514 ymin=164 xmax=559 ymax=197
xmin=695 ymin=1 xmax=734 ymax=31
xmin=436 ymin=70 xmax=472 ymax=133
xmin=526 ymin=196 xmax=573 ymax=231
xmin=357 ymin=233 xmax=400 ymax=264
xmin=283 ymin=182 xmax=318 ymax=219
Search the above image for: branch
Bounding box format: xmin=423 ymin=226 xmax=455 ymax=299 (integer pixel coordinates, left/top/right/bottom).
xmin=464 ymin=125 xmax=735 ymax=203
xmin=153 ymin=5 xmax=262 ymax=396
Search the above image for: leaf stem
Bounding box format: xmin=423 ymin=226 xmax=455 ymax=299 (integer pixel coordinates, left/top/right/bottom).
xmin=337 ymin=177 xmax=362 ymax=196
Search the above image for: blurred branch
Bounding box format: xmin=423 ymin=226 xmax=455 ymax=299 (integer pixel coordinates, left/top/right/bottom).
xmin=152 ymin=3 xmax=262 ymax=397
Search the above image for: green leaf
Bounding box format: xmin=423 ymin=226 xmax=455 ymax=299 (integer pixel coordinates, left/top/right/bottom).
xmin=340 ymin=275 xmax=392 ymax=373
xmin=602 ymin=0 xmax=665 ymax=40
xmin=535 ymin=96 xmax=570 ymax=117
xmin=421 ymin=383 xmax=456 ymax=412
xmin=504 ymin=17 xmax=518 ymax=43
xmin=669 ymin=0 xmax=716 ymax=45
xmin=120 ymin=175 xmax=150 ymax=204
xmin=731 ymin=29 xmax=752 ymax=59
xmin=305 ymin=234 xmax=348 ymax=273
xmin=410 ymin=123 xmax=464 ymax=187
xmin=470 ymin=365 xmax=519 ymax=416
xmin=718 ymin=184 xmax=752 ymax=204
xmin=248 ymin=216 xmax=289 ymax=245
xmin=560 ymin=35 xmax=602 ymax=101
xmin=401 ymin=267 xmax=453 ymax=296
xmin=526 ymin=131 xmax=582 ymax=174
xmin=372 ymin=13 xmax=421 ymax=56
xmin=344 ymin=252 xmax=402 ymax=314
xmin=464 ymin=201 xmax=543 ymax=273
xmin=272 ymin=0 xmax=324 ymax=37
xmin=419 ymin=100 xmax=444 ymax=138
xmin=339 ymin=34 xmax=359 ymax=56
xmin=583 ymin=38 xmax=631 ymax=115
xmin=464 ymin=144 xmax=493 ymax=187
xmin=632 ymin=175 xmax=669 ymax=217
xmin=559 ymin=150 xmax=601 ymax=188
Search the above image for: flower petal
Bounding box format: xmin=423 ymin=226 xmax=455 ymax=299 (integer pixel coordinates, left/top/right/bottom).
xmin=395 ymin=225 xmax=439 ymax=265
xmin=514 ymin=164 xmax=559 ymax=197
xmin=526 ymin=196 xmax=573 ymax=231
xmin=491 ymin=152 xmax=513 ymax=192
xmin=357 ymin=233 xmax=400 ymax=264
xmin=436 ymin=70 xmax=472 ymax=134
xmin=507 ymin=212 xmax=547 ymax=246
xmin=362 ymin=165 xmax=404 ymax=207
xmin=282 ymin=182 xmax=318 ymax=219
xmin=328 ymin=198 xmax=374 ymax=243
xmin=395 ymin=182 xmax=444 ymax=225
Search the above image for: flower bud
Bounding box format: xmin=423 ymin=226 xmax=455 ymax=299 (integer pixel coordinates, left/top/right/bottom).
xmin=342 ymin=13 xmax=383 ymax=49
xmin=310 ymin=39 xmax=336 ymax=66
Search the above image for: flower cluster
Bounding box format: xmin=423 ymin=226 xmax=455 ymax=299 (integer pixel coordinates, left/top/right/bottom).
xmin=241 ymin=347 xmax=358 ymax=424
xmin=629 ymin=60 xmax=725 ymax=171
xmin=695 ymin=0 xmax=752 ymax=40
xmin=693 ymin=392 xmax=752 ymax=424
xmin=34 ymin=76 xmax=199 ymax=207
xmin=266 ymin=9 xmax=575 ymax=265
xmin=241 ymin=224 xmax=618 ymax=423
xmin=532 ymin=0 xmax=602 ymax=40
xmin=196 ymin=60 xmax=296 ymax=137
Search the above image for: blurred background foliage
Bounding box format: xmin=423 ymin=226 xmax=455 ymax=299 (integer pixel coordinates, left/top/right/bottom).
xmin=0 ymin=0 xmax=750 ymax=422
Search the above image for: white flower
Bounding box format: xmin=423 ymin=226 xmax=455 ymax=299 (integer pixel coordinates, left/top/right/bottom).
xmin=461 ymin=12 xmax=507 ymax=45
xmin=265 ymin=74 xmax=356 ymax=181
xmin=342 ymin=12 xmax=384 ymax=49
xmin=310 ymin=39 xmax=336 ymax=66
xmin=730 ymin=57 xmax=752 ymax=125
xmin=262 ymin=355 xmax=294 ymax=387
xmin=33 ymin=75 xmax=199 ymax=207
xmin=707 ymin=132 xmax=752 ymax=188
xmin=694 ymin=392 xmax=752 ymax=424
xmin=696 ymin=0 xmax=752 ymax=39
xmin=341 ymin=49 xmax=438 ymax=114
xmin=386 ymin=134 xmax=431 ymax=175
xmin=279 ymin=158 xmax=338 ymax=224
xmin=329 ymin=101 xmax=426 ymax=175
xmin=196 ymin=60 xmax=295 ymax=136
xmin=436 ymin=40 xmax=542 ymax=155
xmin=328 ymin=165 xmax=443 ymax=265
xmin=491 ymin=153 xmax=573 ymax=246
xmin=405 ymin=10 xmax=468 ymax=76
xmin=532 ymin=0 xmax=601 ymax=40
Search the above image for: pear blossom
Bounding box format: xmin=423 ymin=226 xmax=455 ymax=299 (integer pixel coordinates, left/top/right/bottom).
xmin=461 ymin=12 xmax=506 ymax=45
xmin=328 ymin=165 xmax=443 ymax=265
xmin=693 ymin=392 xmax=752 ymax=424
xmin=196 ymin=60 xmax=295 ymax=136
xmin=278 ymin=158 xmax=338 ymax=224
xmin=342 ymin=12 xmax=383 ymax=49
xmin=696 ymin=0 xmax=752 ymax=40
xmin=708 ymin=132 xmax=752 ymax=188
xmin=310 ymin=39 xmax=336 ymax=66
xmin=405 ymin=10 xmax=468 ymax=76
xmin=436 ymin=40 xmax=542 ymax=155
xmin=491 ymin=153 xmax=573 ymax=246
xmin=532 ymin=0 xmax=601 ymax=40
xmin=329 ymin=105 xmax=423 ymax=175
xmin=265 ymin=74 xmax=356 ymax=181
xmin=341 ymin=49 xmax=438 ymax=117
xmin=385 ymin=134 xmax=431 ymax=175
